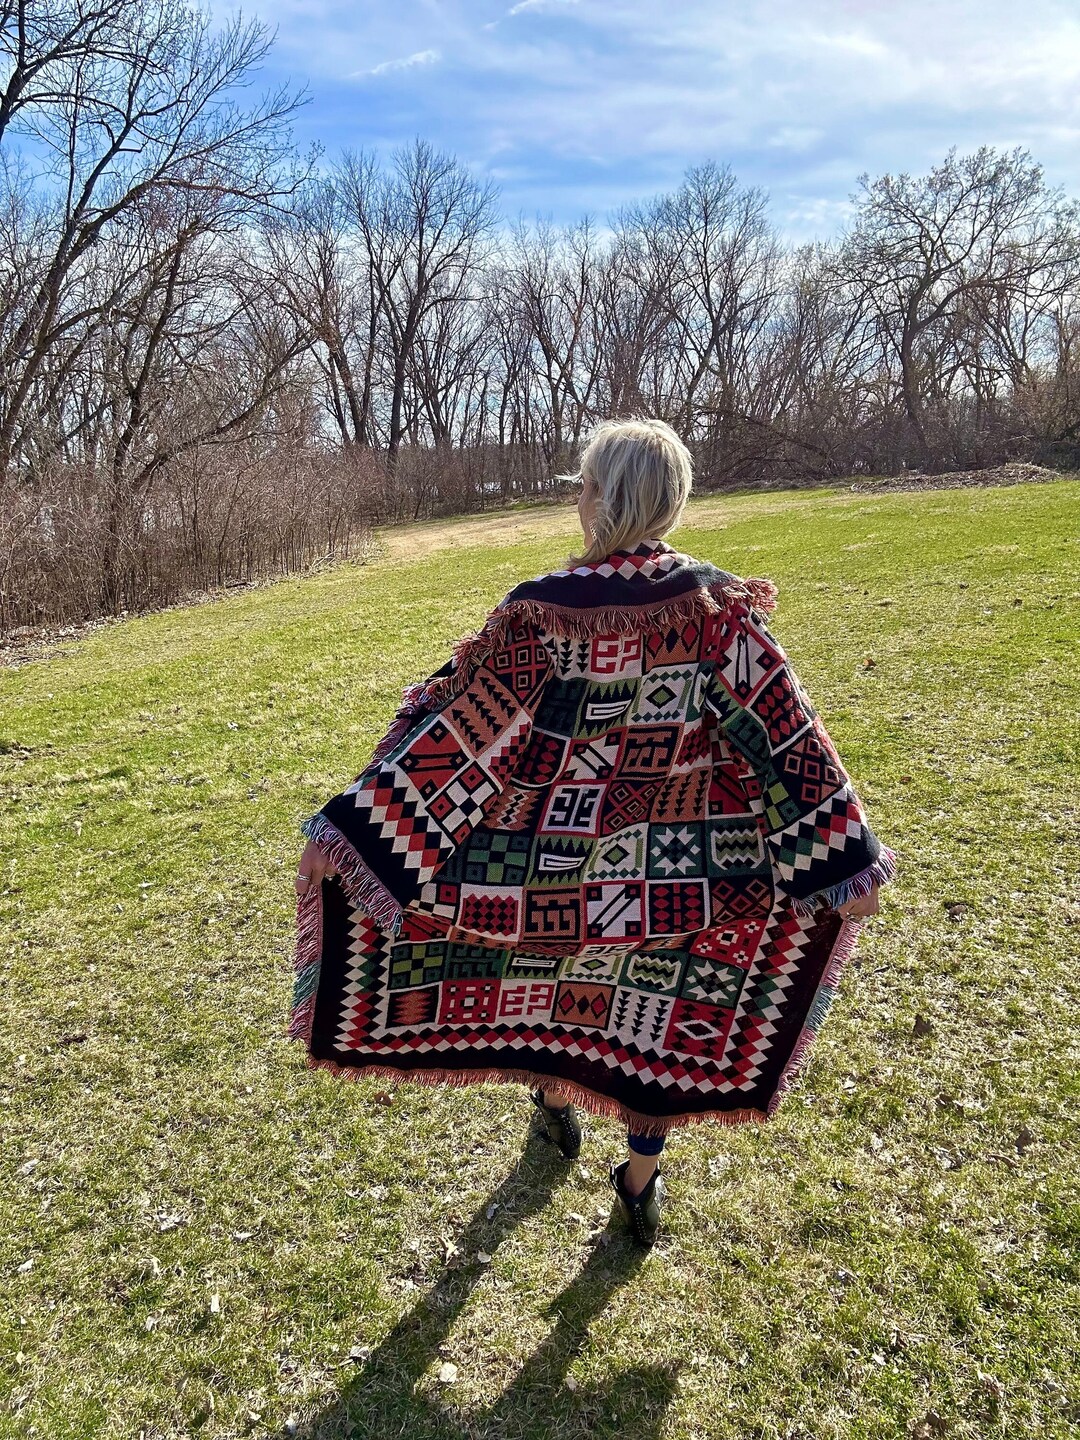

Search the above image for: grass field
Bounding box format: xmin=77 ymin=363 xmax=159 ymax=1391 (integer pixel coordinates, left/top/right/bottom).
xmin=1 ymin=480 xmax=1078 ymax=1440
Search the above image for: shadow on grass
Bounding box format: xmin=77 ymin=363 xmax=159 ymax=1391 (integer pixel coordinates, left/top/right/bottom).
xmin=284 ymin=1127 xmax=680 ymax=1440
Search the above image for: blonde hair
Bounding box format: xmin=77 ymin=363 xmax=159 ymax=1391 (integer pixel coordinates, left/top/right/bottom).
xmin=558 ymin=415 xmax=693 ymax=567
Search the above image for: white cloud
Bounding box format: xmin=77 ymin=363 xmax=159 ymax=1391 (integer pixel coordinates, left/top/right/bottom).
xmin=208 ymin=0 xmax=1080 ymax=241
xmin=355 ymin=48 xmax=440 ymax=78
xmin=507 ymin=0 xmax=581 ymax=15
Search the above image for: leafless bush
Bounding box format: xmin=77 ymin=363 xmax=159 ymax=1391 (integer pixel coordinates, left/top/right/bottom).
xmin=0 ymin=442 xmax=380 ymax=629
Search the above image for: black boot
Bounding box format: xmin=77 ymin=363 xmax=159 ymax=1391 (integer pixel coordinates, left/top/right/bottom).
xmin=529 ymin=1088 xmax=582 ymax=1160
xmin=610 ymin=1158 xmax=666 ymax=1248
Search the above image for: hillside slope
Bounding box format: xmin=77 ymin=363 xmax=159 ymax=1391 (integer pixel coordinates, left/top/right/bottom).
xmin=1 ymin=480 xmax=1077 ymax=1440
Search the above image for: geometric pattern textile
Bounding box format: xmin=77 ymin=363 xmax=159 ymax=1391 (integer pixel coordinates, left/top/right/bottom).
xmin=290 ymin=538 xmax=898 ymax=1135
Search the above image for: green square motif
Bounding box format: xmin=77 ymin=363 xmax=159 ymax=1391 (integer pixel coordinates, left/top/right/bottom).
xmin=445 ymin=942 xmax=509 ymax=979
xmin=461 ymin=829 xmax=532 ymax=887
xmin=388 ymin=941 xmax=447 ymax=990
xmin=647 ymin=822 xmax=706 ymax=879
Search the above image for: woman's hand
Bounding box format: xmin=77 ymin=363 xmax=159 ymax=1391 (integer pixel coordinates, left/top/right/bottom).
xmin=836 ymin=882 xmax=880 ymax=921
xmin=295 ymin=839 xmax=337 ymax=900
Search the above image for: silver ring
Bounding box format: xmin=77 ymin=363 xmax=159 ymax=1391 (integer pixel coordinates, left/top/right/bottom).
xmin=297 ymin=873 xmax=311 ymax=881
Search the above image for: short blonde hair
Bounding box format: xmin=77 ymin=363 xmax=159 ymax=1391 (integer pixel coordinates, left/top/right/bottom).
xmin=559 ymin=415 xmax=693 ymax=567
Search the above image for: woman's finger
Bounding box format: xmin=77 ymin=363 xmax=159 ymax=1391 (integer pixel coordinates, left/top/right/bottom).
xmin=296 ymin=840 xmax=329 ymax=896
xmin=840 ymin=883 xmax=880 ymax=919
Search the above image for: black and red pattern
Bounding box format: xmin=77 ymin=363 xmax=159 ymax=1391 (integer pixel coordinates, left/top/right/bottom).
xmin=291 ymin=539 xmax=898 ymax=1134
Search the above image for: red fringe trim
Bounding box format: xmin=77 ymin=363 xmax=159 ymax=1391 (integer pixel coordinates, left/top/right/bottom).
xmin=289 ymin=880 xmax=323 ymax=1045
xmin=298 ymin=811 xmax=405 ymax=937
xmin=788 ymin=844 xmax=900 ymax=918
xmin=367 ymin=683 xmax=429 ymax=765
xmin=293 ymin=1049 xmax=769 ymax=1137
xmin=416 ymin=575 xmax=779 ymax=711
xmin=725 ymin=575 xmax=779 ymax=616
xmin=286 ymin=899 xmax=863 ymax=1134
xmin=764 ymin=914 xmax=865 ymax=1119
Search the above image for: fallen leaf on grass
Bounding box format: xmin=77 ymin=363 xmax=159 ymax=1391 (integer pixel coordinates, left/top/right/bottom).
xmin=155 ymin=1211 xmax=187 ymax=1232
xmin=977 ymin=1369 xmax=1005 ymax=1402
xmin=1014 ymin=1126 xmax=1035 ymax=1154
xmin=441 ymin=1238 xmax=462 ymax=1265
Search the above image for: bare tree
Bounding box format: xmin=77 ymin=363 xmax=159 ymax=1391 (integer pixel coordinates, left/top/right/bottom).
xmin=0 ymin=0 xmax=130 ymax=146
xmin=340 ymin=137 xmax=500 ymax=467
xmin=0 ymin=0 xmax=307 ymax=484
xmin=835 ymin=146 xmax=1080 ymax=466
xmin=262 ymin=175 xmax=378 ymax=448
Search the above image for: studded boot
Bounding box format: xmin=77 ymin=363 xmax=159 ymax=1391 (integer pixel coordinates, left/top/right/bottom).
xmin=610 ymin=1158 xmax=666 ymax=1247
xmin=529 ymin=1088 xmax=582 ymax=1160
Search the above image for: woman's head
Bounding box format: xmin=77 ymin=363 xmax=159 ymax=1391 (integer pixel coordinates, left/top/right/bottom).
xmin=560 ymin=416 xmax=694 ymax=566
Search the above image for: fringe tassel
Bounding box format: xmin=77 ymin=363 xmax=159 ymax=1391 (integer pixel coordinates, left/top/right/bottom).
xmin=288 ymin=879 xmax=324 ymax=1045
xmin=765 ymin=912 xmax=865 ymax=1119
xmin=298 ymin=811 xmax=404 ymax=937
xmin=416 ymin=576 xmax=778 ymax=711
xmin=715 ymin=575 xmax=779 ymax=616
xmin=287 ymin=898 xmax=864 ymax=1132
xmin=367 ymin=683 xmax=429 ymax=765
xmin=788 ymin=845 xmax=899 ymax=918
xmin=294 ymin=1050 xmax=769 ymax=1137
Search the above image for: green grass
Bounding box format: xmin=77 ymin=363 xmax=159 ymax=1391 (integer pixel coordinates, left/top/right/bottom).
xmin=1 ymin=480 xmax=1078 ymax=1440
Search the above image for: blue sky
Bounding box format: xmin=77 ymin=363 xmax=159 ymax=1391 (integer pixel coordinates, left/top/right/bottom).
xmin=216 ymin=0 xmax=1080 ymax=242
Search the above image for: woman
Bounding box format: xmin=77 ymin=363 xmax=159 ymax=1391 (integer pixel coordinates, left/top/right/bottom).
xmin=292 ymin=417 xmax=897 ymax=1249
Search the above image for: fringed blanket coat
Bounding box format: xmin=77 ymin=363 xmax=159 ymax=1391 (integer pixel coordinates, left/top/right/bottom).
xmin=290 ymin=538 xmax=898 ymax=1135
